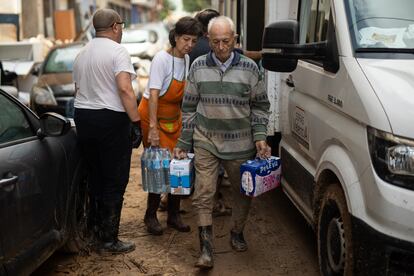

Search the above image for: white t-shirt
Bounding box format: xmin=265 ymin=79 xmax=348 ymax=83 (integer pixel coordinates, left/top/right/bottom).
xmin=143 ymin=50 xmax=189 ymax=99
xmin=73 ymin=38 xmax=136 ymax=112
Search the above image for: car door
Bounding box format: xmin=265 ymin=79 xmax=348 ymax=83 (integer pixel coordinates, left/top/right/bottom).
xmin=281 ymin=0 xmax=337 ymax=218
xmin=0 ymin=91 xmax=64 ymax=273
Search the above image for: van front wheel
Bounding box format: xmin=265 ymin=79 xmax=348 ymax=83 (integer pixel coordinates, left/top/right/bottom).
xmin=317 ymin=184 xmax=353 ymax=276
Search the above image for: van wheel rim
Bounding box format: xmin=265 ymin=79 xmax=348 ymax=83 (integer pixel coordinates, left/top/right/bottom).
xmin=327 ymin=217 xmax=346 ymax=273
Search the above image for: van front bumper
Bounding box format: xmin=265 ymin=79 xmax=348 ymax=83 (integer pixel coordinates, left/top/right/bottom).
xmin=352 ymin=216 xmax=414 ymax=275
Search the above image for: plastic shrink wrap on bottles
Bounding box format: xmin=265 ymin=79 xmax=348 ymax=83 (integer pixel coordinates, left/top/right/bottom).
xmin=140 ymin=147 xmax=170 ymax=194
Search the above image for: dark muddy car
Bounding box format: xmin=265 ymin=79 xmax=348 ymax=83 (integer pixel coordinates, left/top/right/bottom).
xmin=0 ymin=89 xmax=88 ymax=275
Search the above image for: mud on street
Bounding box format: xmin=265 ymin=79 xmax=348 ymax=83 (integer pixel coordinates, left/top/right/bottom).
xmin=34 ymin=147 xmax=319 ymax=275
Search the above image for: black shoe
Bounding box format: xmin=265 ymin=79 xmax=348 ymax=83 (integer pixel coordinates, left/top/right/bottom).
xmin=96 ymin=199 xmax=135 ymax=254
xmin=144 ymin=214 xmax=163 ymax=235
xmin=144 ymin=193 xmax=163 ymax=235
xmin=167 ymin=213 xmax=191 ymax=232
xmin=195 ymin=226 xmax=214 ymax=269
xmin=230 ymin=230 xmax=248 ymax=252
xmin=99 ymin=239 xmax=136 ymax=254
xmin=167 ymin=195 xmax=190 ymax=232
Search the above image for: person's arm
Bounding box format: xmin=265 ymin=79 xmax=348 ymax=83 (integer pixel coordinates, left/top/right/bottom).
xmin=250 ymin=66 xmax=271 ymax=158
xmin=148 ymin=88 xmax=160 ymax=146
xmin=174 ymin=67 xmax=199 ymax=158
xmin=116 ymin=72 xmax=140 ymax=122
xmin=243 ymin=50 xmax=262 ymax=61
xmin=235 ymin=44 xmax=262 ymax=61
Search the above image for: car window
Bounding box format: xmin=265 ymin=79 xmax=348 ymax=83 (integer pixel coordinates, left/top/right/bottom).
xmin=0 ymin=94 xmax=34 ymax=144
xmin=44 ymin=45 xmax=83 ymax=73
xmin=300 ymin=0 xmax=331 ymax=44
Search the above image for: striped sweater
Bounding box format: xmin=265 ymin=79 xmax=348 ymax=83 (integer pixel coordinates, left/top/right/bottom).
xmin=176 ymin=50 xmax=270 ymax=160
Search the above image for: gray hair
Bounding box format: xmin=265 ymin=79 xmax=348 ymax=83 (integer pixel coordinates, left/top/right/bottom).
xmin=207 ymin=16 xmax=235 ymax=34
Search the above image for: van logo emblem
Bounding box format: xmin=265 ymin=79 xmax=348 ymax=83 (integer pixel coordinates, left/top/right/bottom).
xmin=328 ymin=95 xmax=343 ymax=108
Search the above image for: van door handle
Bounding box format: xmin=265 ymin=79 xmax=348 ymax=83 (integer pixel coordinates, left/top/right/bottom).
xmin=285 ymin=77 xmax=295 ymax=87
xmin=0 ymin=174 xmax=18 ymax=191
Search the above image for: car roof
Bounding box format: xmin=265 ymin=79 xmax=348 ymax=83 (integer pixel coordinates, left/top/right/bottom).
xmin=48 ymin=41 xmax=86 ymax=51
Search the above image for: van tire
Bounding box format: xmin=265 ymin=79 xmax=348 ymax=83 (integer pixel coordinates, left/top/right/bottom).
xmin=317 ymin=184 xmax=353 ymax=276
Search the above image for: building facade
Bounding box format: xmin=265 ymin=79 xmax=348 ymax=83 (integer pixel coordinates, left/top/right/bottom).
xmin=2 ymin=0 xmax=139 ymax=41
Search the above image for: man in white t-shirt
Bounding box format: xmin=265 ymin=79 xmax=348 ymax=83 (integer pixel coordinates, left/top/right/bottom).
xmin=73 ymin=8 xmax=141 ymax=254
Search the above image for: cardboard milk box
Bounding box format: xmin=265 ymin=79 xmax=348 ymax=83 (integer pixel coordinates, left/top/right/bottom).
xmin=169 ymin=153 xmax=194 ymax=195
xmin=240 ymin=156 xmax=281 ymax=197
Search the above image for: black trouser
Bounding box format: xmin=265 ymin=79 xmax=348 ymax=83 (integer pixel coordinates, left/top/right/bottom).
xmin=74 ymin=108 xmax=132 ymax=202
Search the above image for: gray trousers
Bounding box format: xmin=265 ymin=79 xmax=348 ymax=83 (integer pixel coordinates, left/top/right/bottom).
xmin=192 ymin=147 xmax=253 ymax=233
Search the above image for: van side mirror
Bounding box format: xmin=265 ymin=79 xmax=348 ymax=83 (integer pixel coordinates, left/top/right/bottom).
xmin=262 ymin=20 xmax=300 ymax=72
xmin=148 ymin=30 xmax=158 ymax=43
xmin=31 ymin=63 xmax=42 ymax=76
xmin=32 ymin=67 xmax=39 ymax=76
xmin=262 ymin=20 xmax=327 ymax=72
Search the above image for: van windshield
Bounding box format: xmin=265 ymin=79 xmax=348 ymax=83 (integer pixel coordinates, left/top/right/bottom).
xmin=345 ymin=0 xmax=414 ymax=51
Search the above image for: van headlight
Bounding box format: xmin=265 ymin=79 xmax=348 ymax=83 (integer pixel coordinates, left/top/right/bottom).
xmin=32 ymin=86 xmax=57 ymax=106
xmin=368 ymin=127 xmax=414 ymax=190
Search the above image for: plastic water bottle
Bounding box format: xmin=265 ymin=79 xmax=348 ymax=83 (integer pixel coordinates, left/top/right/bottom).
xmin=147 ymin=148 xmax=155 ymax=192
xmin=152 ymin=148 xmax=164 ymax=193
xmin=161 ymin=148 xmax=171 ymax=191
xmin=147 ymin=147 xmax=155 ymax=192
xmin=140 ymin=148 xmax=148 ymax=191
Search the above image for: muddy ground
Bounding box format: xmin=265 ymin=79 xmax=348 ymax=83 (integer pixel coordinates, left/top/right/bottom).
xmin=34 ymin=147 xmax=319 ymax=275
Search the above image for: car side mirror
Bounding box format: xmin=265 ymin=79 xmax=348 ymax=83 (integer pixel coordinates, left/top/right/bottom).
xmin=32 ymin=67 xmax=39 ymax=76
xmin=262 ymin=20 xmax=326 ymax=72
xmin=37 ymin=112 xmax=71 ymax=138
xmin=148 ymin=30 xmax=158 ymax=43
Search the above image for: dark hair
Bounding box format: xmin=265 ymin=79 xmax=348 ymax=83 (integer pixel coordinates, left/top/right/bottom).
xmin=93 ymin=8 xmax=121 ymax=32
xmin=169 ymin=16 xmax=203 ymax=47
xmin=195 ymin=9 xmax=220 ymax=33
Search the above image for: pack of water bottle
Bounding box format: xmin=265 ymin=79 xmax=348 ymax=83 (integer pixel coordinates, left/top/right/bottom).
xmin=240 ymin=156 xmax=281 ymax=197
xmin=141 ymin=147 xmax=171 ymax=194
xmin=169 ymin=153 xmax=194 ymax=195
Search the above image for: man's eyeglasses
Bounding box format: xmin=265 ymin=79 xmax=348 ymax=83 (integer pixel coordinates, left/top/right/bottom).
xmin=112 ymin=21 xmax=125 ymax=29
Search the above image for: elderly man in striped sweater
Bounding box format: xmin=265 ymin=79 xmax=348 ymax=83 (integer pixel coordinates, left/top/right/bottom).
xmin=174 ymin=15 xmax=271 ymax=269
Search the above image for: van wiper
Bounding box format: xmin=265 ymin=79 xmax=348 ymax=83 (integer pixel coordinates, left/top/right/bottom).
xmin=356 ymin=47 xmax=414 ymax=54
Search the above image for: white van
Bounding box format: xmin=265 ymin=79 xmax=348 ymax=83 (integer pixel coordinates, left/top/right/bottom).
xmin=262 ymin=0 xmax=414 ymax=274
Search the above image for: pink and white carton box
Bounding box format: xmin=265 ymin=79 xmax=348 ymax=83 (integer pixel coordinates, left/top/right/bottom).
xmin=240 ymin=156 xmax=281 ymax=197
